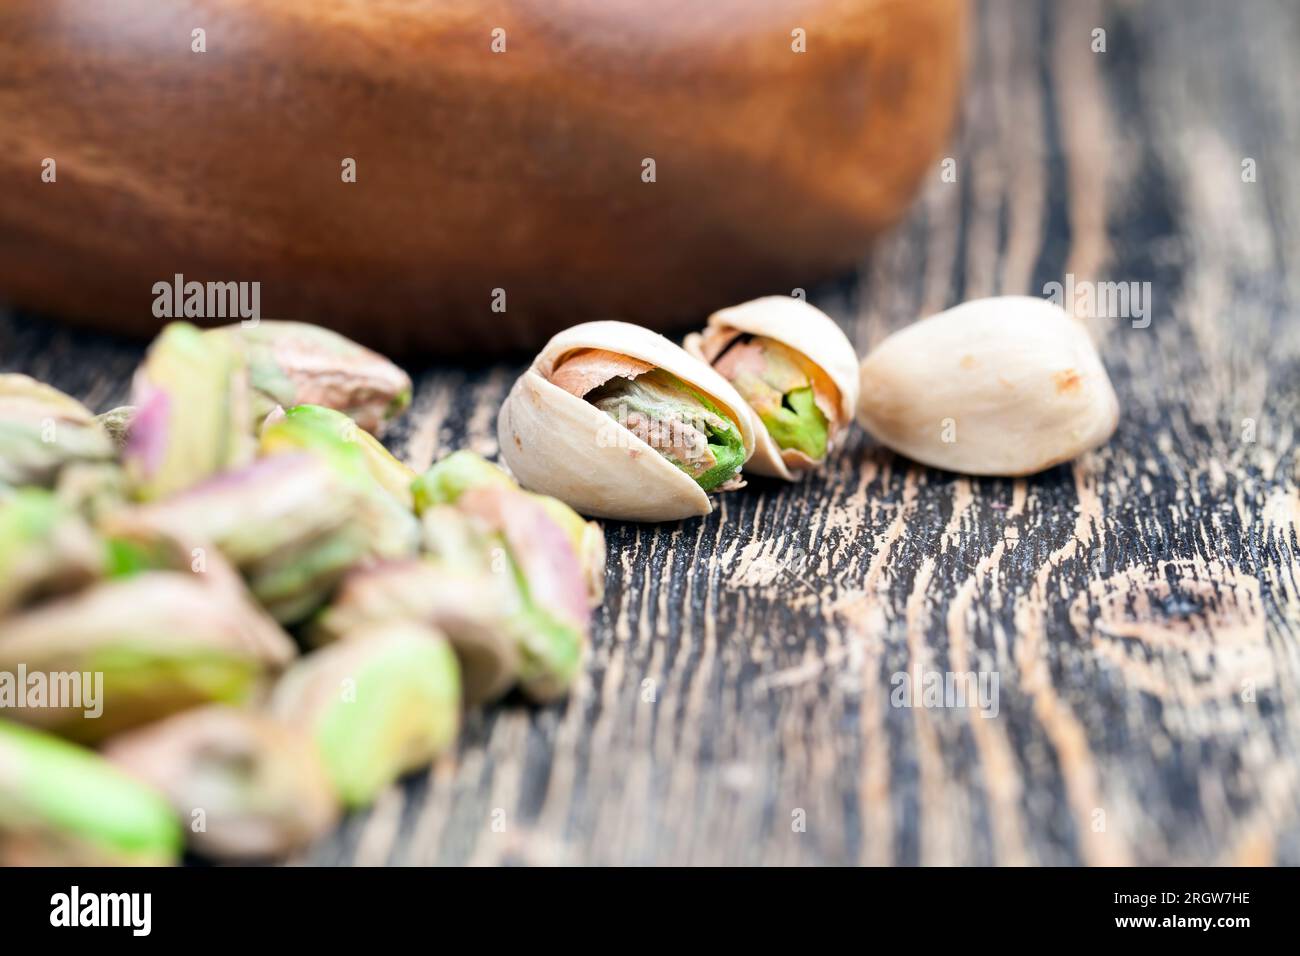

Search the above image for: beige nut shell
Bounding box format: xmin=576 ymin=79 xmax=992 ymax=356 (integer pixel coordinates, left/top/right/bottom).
xmin=856 ymin=296 xmax=1120 ymax=476
xmin=685 ymin=297 xmax=860 ymax=480
xmin=498 ymin=321 xmax=756 ymax=521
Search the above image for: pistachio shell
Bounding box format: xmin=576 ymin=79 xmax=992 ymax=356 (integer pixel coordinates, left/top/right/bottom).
xmin=685 ymin=296 xmax=860 ymax=480
xmin=856 ymin=297 xmax=1120 ymax=475
xmin=0 ymin=720 xmax=182 ymax=866
xmin=270 ymin=622 xmax=461 ymax=808
xmin=498 ymin=321 xmax=756 ymax=521
xmin=103 ymin=706 xmax=339 ymax=861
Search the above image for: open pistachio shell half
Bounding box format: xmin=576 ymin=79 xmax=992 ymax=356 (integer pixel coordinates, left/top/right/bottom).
xmin=684 ymin=297 xmax=859 ymax=481
xmin=498 ymin=321 xmax=756 ymax=521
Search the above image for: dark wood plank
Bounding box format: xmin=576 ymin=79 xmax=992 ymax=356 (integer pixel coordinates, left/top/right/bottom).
xmin=3 ymin=0 xmax=1298 ymax=865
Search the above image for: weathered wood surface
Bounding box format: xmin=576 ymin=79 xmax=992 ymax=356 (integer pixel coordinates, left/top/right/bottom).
xmin=3 ymin=0 xmax=1299 ymax=865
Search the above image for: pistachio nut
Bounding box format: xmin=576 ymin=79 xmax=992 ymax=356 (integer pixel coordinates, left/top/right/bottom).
xmin=318 ymin=490 xmax=590 ymax=704
xmin=410 ymin=448 xmax=517 ymax=511
xmin=54 ymin=461 xmax=127 ymax=523
xmin=260 ymin=404 xmax=420 ymax=561
xmin=0 ymin=720 xmax=182 ymax=866
xmin=106 ymin=453 xmax=371 ymax=623
xmin=448 ymin=489 xmax=588 ymax=702
xmin=0 ymin=551 xmax=296 ymax=741
xmin=270 ymin=622 xmax=461 ymax=808
xmin=95 ymin=405 xmax=136 ymax=450
xmin=263 ymin=403 xmax=416 ymax=508
xmin=498 ymin=321 xmax=756 ymax=521
xmin=124 ymin=322 xmax=255 ymax=500
xmin=856 ymin=297 xmax=1120 ymax=475
xmin=0 ymin=373 xmax=115 ymax=487
xmin=103 ymin=705 xmax=339 ymax=861
xmin=684 ymin=297 xmax=859 ymax=480
xmin=0 ymin=488 xmax=103 ymax=617
xmin=311 ymin=557 xmax=521 ymax=706
xmin=413 ymin=450 xmax=606 ymax=603
xmin=213 ymin=320 xmax=412 ymax=436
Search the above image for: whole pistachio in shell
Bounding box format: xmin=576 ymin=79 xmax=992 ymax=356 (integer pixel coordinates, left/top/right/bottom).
xmin=0 ymin=374 xmax=115 ymax=488
xmin=684 ymin=297 xmax=860 ymax=480
xmin=856 ymin=297 xmax=1120 ymax=476
xmin=498 ymin=321 xmax=756 ymax=521
xmin=213 ymin=320 xmax=412 ymax=436
xmin=124 ymin=322 xmax=254 ymax=500
xmin=270 ymin=622 xmax=461 ymax=808
xmin=0 ymin=720 xmax=182 ymax=866
xmin=103 ymin=705 xmax=339 ymax=861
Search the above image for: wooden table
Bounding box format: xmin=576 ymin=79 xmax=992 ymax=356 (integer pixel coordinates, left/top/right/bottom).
xmin=3 ymin=0 xmax=1298 ymax=865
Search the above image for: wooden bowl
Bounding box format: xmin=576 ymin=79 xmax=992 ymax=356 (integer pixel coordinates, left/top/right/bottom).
xmin=0 ymin=0 xmax=966 ymax=355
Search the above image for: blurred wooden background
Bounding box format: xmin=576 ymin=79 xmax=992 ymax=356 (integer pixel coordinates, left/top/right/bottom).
xmin=3 ymin=0 xmax=1299 ymax=864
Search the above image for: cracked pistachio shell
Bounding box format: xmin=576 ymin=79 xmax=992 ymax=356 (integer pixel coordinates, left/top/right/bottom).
xmin=270 ymin=622 xmax=461 ymax=808
xmin=103 ymin=706 xmax=339 ymax=861
xmin=124 ymin=322 xmax=255 ymax=500
xmin=0 ymin=488 xmax=103 ymax=617
xmin=685 ymin=297 xmax=860 ymax=480
xmin=213 ymin=320 xmax=412 ymax=436
xmin=498 ymin=321 xmax=756 ymax=521
xmin=0 ymin=374 xmax=115 ymax=487
xmin=0 ymin=720 xmax=182 ymax=866
xmin=260 ymin=405 xmax=420 ymax=560
xmin=310 ymin=557 xmax=521 ymax=707
xmin=105 ymin=454 xmax=371 ymax=623
xmin=856 ymin=297 xmax=1120 ymax=476
xmin=413 ymin=450 xmax=606 ymax=604
xmin=0 ymin=557 xmax=296 ymax=742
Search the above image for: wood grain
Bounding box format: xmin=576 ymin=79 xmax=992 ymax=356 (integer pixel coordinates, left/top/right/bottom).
xmin=2 ymin=0 xmax=1298 ymax=865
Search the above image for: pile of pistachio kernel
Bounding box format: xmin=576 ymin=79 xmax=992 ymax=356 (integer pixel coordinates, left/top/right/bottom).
xmin=0 ymin=321 xmax=603 ymax=865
